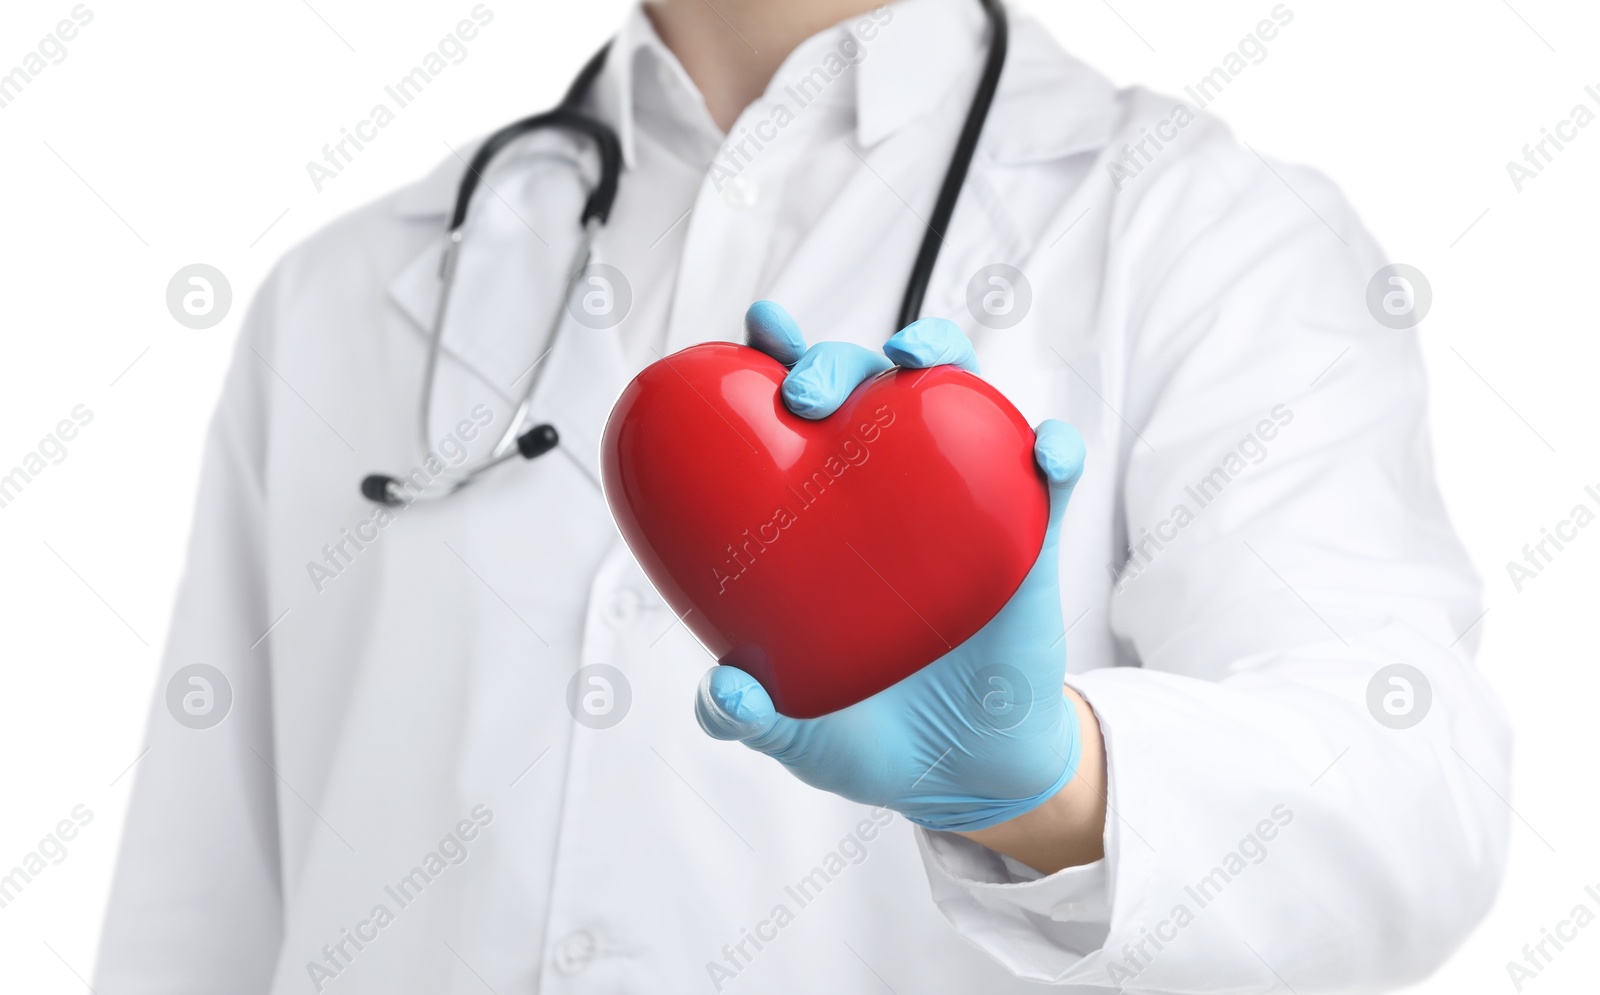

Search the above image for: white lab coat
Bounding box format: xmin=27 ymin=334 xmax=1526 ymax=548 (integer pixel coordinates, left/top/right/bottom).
xmin=94 ymin=1 xmax=1509 ymax=992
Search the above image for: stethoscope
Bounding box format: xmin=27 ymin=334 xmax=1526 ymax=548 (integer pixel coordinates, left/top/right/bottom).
xmin=361 ymin=0 xmax=1007 ymax=507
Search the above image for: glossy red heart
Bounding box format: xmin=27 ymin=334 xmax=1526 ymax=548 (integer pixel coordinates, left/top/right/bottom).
xmin=600 ymin=343 xmax=1047 ymax=718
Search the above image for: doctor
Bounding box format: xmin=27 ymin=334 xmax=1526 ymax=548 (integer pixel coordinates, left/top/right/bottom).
xmin=96 ymin=0 xmax=1509 ymax=992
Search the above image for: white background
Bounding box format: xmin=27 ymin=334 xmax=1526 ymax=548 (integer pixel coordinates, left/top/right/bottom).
xmin=1 ymin=0 xmax=1596 ymax=991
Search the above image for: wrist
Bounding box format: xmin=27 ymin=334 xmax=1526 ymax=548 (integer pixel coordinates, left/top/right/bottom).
xmin=953 ymin=685 xmax=1107 ymax=874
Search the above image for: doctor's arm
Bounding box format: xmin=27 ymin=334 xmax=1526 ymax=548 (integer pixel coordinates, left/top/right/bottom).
xmin=916 ymin=172 xmax=1511 ymax=987
xmin=701 ymin=162 xmax=1509 ymax=987
xmin=93 ymin=275 xmax=284 ymax=994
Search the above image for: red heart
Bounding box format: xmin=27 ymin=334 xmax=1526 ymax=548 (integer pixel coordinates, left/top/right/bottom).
xmin=600 ymin=343 xmax=1048 ymax=718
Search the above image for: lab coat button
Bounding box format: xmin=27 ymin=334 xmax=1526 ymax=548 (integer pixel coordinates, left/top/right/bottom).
xmin=554 ymin=930 xmax=597 ymax=973
xmin=603 ymin=587 xmax=644 ymax=628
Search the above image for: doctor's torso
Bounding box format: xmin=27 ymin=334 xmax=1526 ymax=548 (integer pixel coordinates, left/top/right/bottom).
xmin=260 ymin=6 xmax=1124 ymax=989
xmin=99 ymin=0 xmax=1412 ymax=990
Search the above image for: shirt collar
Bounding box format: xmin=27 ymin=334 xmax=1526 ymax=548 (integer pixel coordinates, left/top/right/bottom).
xmin=592 ymin=0 xmax=988 ymax=165
xmin=393 ymin=0 xmax=1118 ymax=218
xmin=591 ymin=5 xmax=719 ymax=169
xmin=592 ymin=0 xmax=1116 ymax=163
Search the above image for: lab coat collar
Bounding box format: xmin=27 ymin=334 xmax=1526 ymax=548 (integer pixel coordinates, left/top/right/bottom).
xmin=854 ymin=0 xmax=987 ymax=149
xmin=391 ymin=142 xmax=475 ymax=221
xmin=851 ymin=0 xmax=1119 ymax=164
xmin=977 ymin=11 xmax=1119 ymax=165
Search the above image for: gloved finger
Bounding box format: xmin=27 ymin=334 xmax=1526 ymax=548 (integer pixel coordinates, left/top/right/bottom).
xmin=883 ymin=317 xmax=979 ymax=373
xmin=782 ymin=341 xmax=894 ymax=420
xmin=744 ymin=301 xmax=808 ymax=366
xmin=696 ymin=665 xmax=782 ymax=741
xmin=696 ymin=666 xmax=807 ymax=760
xmin=1033 ymin=419 xmax=1087 ymax=526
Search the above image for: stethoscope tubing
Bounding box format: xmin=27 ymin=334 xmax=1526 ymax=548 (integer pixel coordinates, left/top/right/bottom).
xmin=362 ymin=0 xmax=1006 ymax=506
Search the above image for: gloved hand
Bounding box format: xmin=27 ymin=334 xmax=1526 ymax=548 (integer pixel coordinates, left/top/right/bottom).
xmin=695 ymin=301 xmax=1088 ymax=834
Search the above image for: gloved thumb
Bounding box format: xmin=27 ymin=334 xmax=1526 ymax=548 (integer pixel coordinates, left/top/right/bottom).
xmin=695 ymin=666 xmax=798 ymax=754
xmin=744 ymin=301 xmax=807 ymax=366
xmin=1033 ymin=419 xmax=1087 ymax=530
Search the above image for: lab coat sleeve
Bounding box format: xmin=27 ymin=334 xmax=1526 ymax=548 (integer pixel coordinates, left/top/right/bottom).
xmin=93 ymin=272 xmax=285 ymax=995
xmin=917 ymin=136 xmax=1510 ymax=990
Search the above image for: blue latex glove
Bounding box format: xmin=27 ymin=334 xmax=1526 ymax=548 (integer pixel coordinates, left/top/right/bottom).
xmin=696 ymin=301 xmax=1087 ymax=833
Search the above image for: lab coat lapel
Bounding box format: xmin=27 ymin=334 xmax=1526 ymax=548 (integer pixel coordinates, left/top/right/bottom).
xmin=754 ymin=8 xmax=1116 ymax=343
xmin=515 ymin=284 xmax=630 ymax=489
xmin=385 ymin=141 xmax=628 ymax=489
xmin=919 ymin=30 xmax=1117 ymax=323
